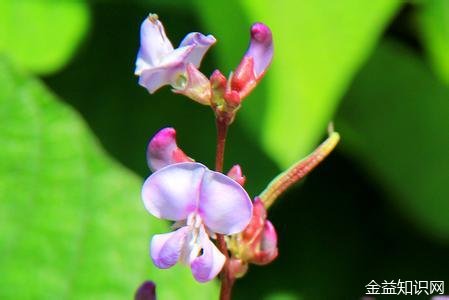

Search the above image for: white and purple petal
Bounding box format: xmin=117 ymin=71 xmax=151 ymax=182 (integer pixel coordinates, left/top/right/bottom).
xmin=150 ymin=226 xmax=189 ymax=268
xmin=142 ymin=163 xmax=205 ymax=220
xmin=198 ymin=169 xmax=252 ymax=235
xmin=138 ymin=45 xmax=195 ymax=93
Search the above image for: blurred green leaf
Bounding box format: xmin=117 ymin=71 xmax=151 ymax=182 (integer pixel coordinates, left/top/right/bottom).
xmin=199 ymin=0 xmax=401 ymax=168
xmin=0 ymin=57 xmax=217 ymax=299
xmin=0 ymin=1 xmax=89 ymax=74
xmin=419 ymin=0 xmax=449 ymax=84
xmin=337 ymin=40 xmax=449 ymax=239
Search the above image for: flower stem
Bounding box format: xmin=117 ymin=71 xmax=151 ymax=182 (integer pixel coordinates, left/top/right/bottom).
xmin=215 ymin=118 xmax=228 ymax=173
xmin=259 ymin=130 xmax=340 ymax=208
xmin=214 ymin=117 xmax=235 ymax=300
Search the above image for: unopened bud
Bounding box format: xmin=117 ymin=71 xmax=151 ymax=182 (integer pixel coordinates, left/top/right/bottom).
xmin=147 ymin=127 xmax=193 ymax=171
xmin=231 ymin=198 xmax=278 ymax=265
xmin=227 ymin=165 xmax=246 ymax=186
xmin=231 ymin=56 xmax=256 ymax=98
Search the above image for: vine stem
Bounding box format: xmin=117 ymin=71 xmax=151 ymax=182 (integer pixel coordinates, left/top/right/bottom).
xmin=214 ymin=117 xmax=235 ymax=300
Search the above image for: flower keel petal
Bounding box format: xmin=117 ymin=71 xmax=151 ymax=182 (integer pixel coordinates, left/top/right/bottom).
xmin=190 ymin=231 xmax=225 ymax=282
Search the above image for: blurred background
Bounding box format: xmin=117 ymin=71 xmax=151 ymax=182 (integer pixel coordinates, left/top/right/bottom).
xmin=1 ymin=0 xmax=449 ymax=299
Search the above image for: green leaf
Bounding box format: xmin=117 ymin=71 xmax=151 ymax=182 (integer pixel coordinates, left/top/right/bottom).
xmin=337 ymin=40 xmax=449 ymax=239
xmin=0 ymin=57 xmax=217 ymax=299
xmin=0 ymin=1 xmax=90 ymax=74
xmin=419 ymin=0 xmax=449 ymax=84
xmin=198 ymin=0 xmax=400 ymax=168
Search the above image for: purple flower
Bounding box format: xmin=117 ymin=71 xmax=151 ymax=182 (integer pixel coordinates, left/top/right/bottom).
xmin=135 ymin=14 xmax=216 ymax=94
xmin=142 ymin=162 xmax=252 ymax=282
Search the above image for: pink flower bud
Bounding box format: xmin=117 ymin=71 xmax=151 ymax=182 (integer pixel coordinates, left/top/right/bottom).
xmin=231 ymin=23 xmax=273 ymax=99
xmin=210 ymin=69 xmax=227 ymax=91
xmin=210 ymin=69 xmax=227 ymax=105
xmin=147 ymin=127 xmax=193 ymax=171
xmin=223 ymin=90 xmax=241 ymax=109
xmin=228 ymin=258 xmax=248 ymax=279
xmin=251 ymin=220 xmax=278 ymax=265
xmin=227 ymin=165 xmax=246 ymax=186
xmin=233 ymin=198 xmax=278 ymax=266
xmin=231 ymin=56 xmax=256 ymax=99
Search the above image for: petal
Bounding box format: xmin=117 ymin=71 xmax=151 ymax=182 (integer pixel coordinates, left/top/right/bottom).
xmin=147 ymin=127 xmax=192 ymax=171
xmin=138 ymin=65 xmax=181 ymax=93
xmin=190 ymin=228 xmax=225 ymax=282
xmin=136 ymin=14 xmax=174 ymax=72
xmin=198 ymin=170 xmax=252 ymax=234
xmin=245 ymin=23 xmax=273 ymax=78
xmin=138 ymin=46 xmax=194 ymax=93
xmin=142 ymin=162 xmax=207 ymax=220
xmin=179 ymin=32 xmax=216 ymax=67
xmin=150 ymin=226 xmax=189 ymax=269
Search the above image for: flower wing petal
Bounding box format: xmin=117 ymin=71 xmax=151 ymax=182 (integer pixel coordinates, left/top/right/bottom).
xmin=139 ymin=66 xmax=178 ymax=94
xmin=137 ymin=46 xmax=194 ymax=93
xmin=190 ymin=228 xmax=225 ymax=282
xmin=142 ymin=162 xmax=206 ymax=220
xmin=150 ymin=226 xmax=189 ymax=268
xmin=179 ymin=32 xmax=216 ymax=67
xmin=198 ymin=170 xmax=252 ymax=234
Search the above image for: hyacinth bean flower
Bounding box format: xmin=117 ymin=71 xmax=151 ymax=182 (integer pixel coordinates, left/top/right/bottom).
xmin=135 ymin=14 xmax=215 ymax=99
xmin=142 ymin=162 xmax=252 ymax=282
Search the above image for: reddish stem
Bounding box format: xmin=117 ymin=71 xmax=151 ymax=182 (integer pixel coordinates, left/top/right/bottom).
xmin=215 ymin=118 xmax=228 ymax=173
xmin=214 ymin=117 xmax=235 ymax=300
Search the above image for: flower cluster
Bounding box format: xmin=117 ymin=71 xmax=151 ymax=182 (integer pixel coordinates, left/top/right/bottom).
xmin=135 ymin=13 xmax=273 ymax=124
xmin=134 ymin=13 xmax=339 ymax=298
